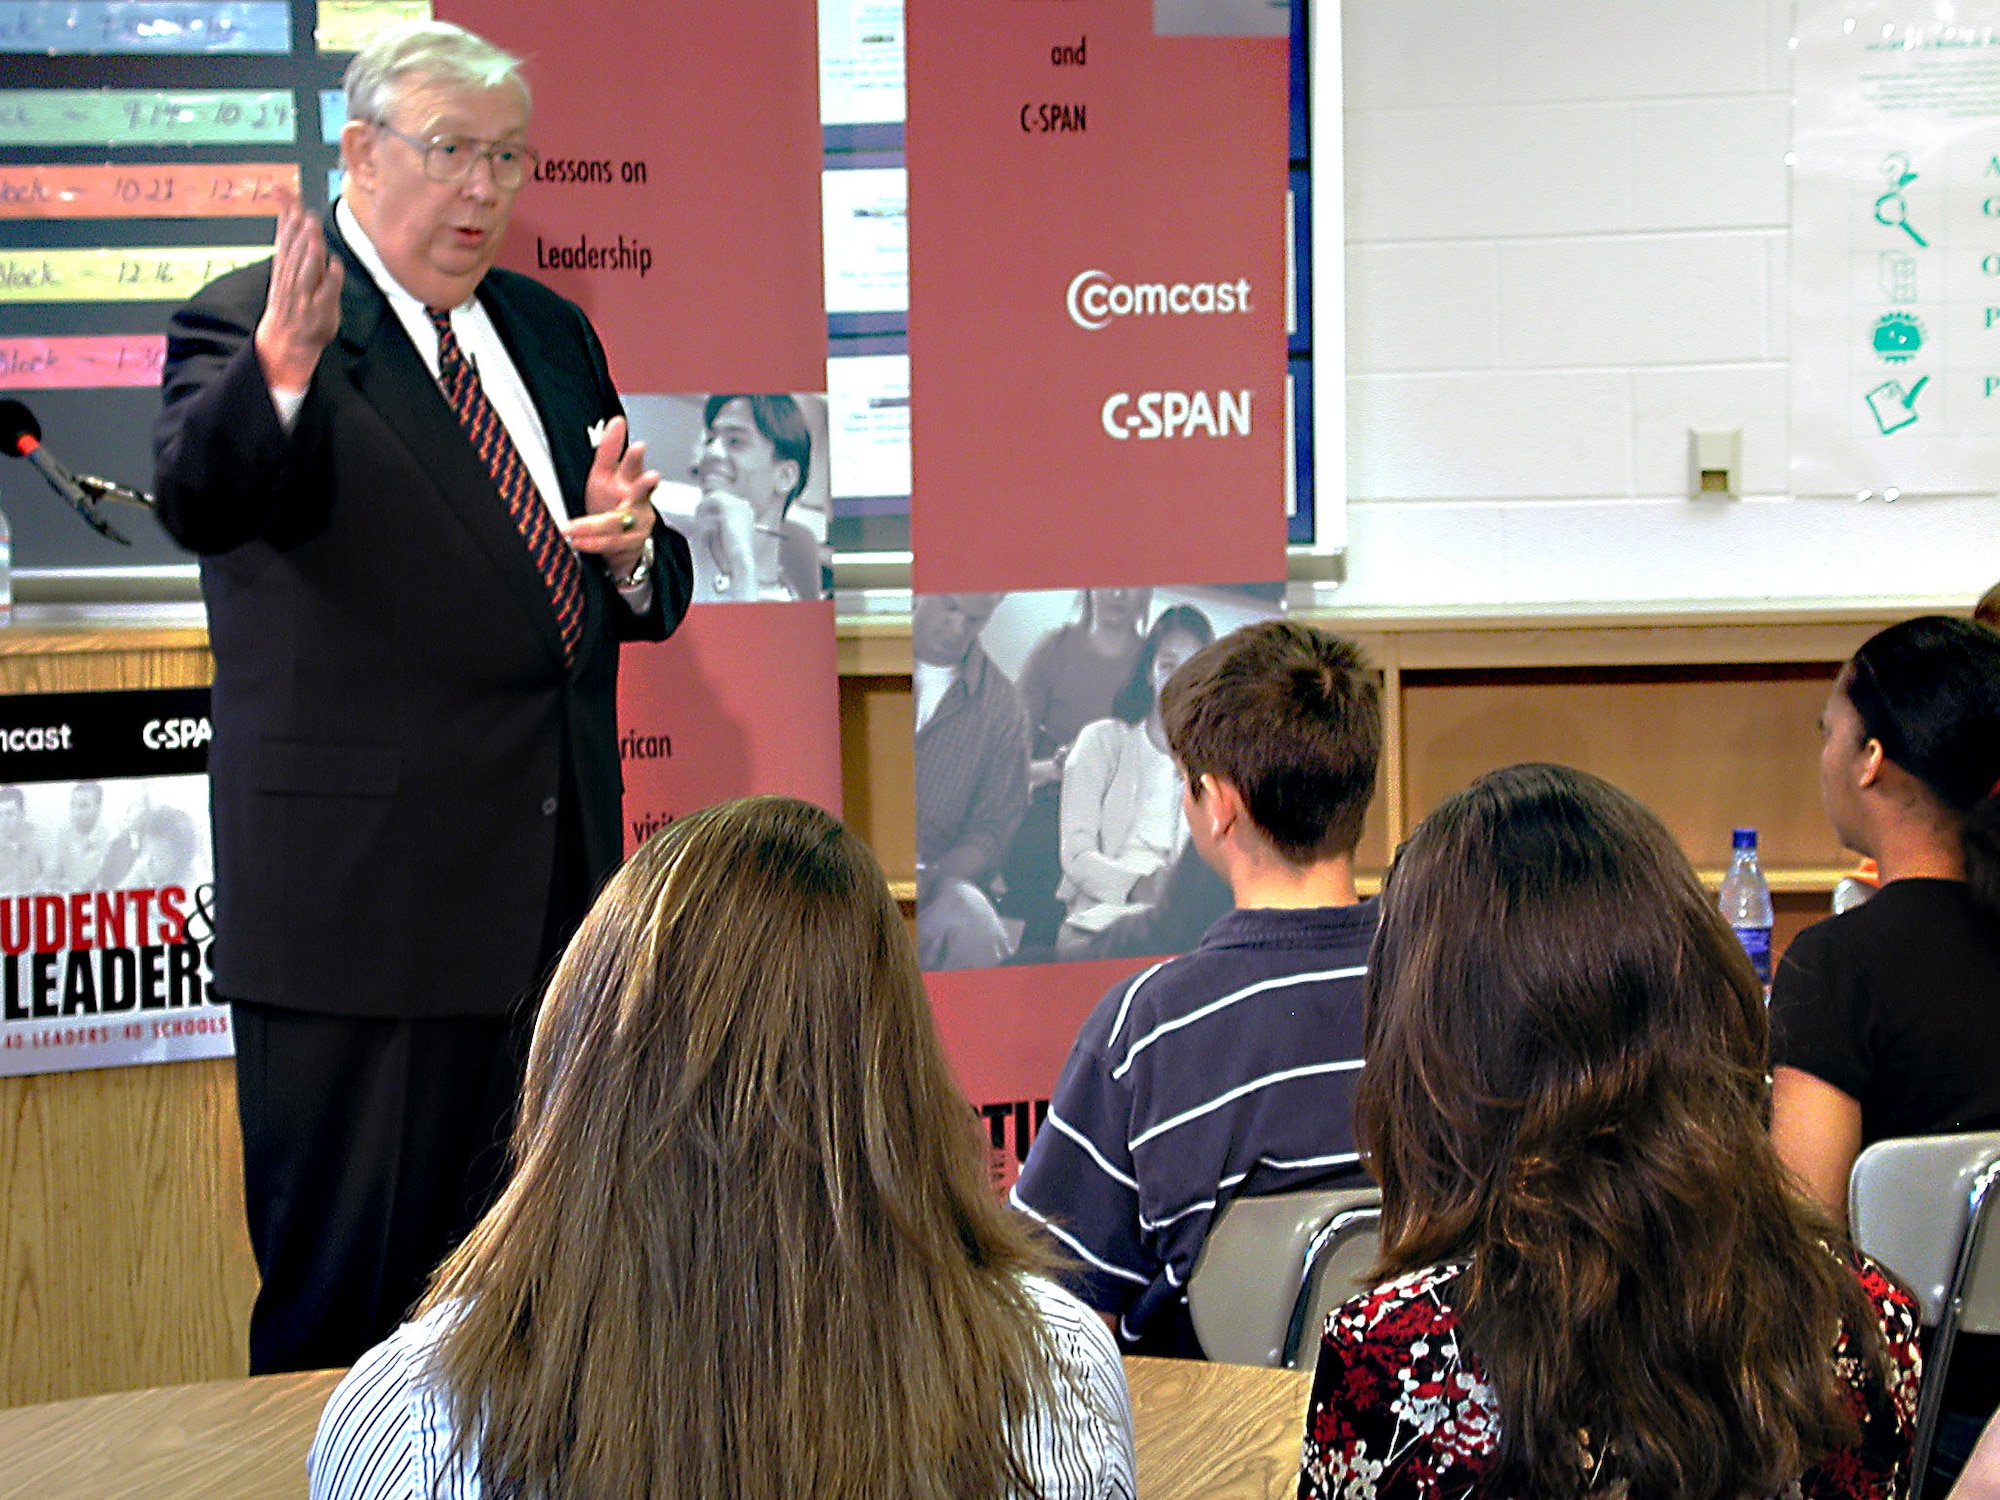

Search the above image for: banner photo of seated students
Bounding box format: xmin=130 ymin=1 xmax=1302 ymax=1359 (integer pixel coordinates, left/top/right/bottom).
xmin=441 ymin=2 xmax=844 ymax=832
xmin=0 ymin=689 xmax=227 ymax=1078
xmin=915 ymin=584 xmax=1283 ymax=1187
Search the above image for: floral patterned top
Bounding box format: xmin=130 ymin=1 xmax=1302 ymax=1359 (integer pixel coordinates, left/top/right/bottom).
xmin=1298 ymin=1257 xmax=1922 ymax=1500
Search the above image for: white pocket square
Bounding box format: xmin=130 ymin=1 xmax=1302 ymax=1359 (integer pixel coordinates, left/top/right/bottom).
xmin=586 ymin=418 xmax=612 ymax=447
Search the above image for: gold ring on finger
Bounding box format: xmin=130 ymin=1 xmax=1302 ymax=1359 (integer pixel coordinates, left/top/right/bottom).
xmin=619 ymin=511 xmax=635 ymax=532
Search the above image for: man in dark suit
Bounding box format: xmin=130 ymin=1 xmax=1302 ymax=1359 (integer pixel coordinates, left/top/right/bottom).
xmin=152 ymin=20 xmax=693 ymax=1374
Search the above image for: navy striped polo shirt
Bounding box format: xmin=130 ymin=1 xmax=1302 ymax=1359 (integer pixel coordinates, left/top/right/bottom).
xmin=1012 ymin=901 xmax=1377 ymax=1350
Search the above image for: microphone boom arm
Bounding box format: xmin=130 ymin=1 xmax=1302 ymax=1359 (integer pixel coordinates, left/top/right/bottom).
xmin=67 ymin=499 xmax=134 ymax=546
xmin=70 ymin=472 xmax=154 ymax=509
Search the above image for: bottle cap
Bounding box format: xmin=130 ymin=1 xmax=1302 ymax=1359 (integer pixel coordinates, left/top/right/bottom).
xmin=1732 ymin=827 xmax=1757 ymax=849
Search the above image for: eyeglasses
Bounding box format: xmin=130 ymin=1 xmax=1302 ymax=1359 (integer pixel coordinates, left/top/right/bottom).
xmin=371 ymin=120 xmax=538 ymax=190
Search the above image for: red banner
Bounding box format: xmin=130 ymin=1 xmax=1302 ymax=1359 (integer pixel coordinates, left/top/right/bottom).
xmin=930 ymin=959 xmax=1133 ymax=1188
xmin=438 ymin=1 xmax=842 ymax=855
xmin=907 ymin=0 xmax=1289 ymax=592
xmin=617 ymin=602 xmax=844 ymax=845
xmin=439 ymin=0 xmax=825 ymax=393
xmin=906 ymin=0 xmax=1289 ymax=1131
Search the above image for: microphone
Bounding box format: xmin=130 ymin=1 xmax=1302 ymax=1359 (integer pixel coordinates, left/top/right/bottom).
xmin=0 ymin=399 xmax=136 ymax=545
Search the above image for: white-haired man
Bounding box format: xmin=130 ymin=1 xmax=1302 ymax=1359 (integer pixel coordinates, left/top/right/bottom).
xmin=153 ymin=21 xmax=693 ymax=1372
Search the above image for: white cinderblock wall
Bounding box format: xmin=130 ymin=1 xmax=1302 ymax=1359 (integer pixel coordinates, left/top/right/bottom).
xmin=1335 ymin=0 xmax=1998 ymax=611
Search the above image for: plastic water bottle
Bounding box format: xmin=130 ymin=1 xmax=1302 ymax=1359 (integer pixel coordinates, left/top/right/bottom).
xmin=0 ymin=501 xmax=14 ymax=626
xmin=1719 ymin=827 xmax=1774 ymax=988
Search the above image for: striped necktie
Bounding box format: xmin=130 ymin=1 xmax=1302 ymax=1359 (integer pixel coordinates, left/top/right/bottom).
xmin=427 ymin=308 xmax=585 ymax=664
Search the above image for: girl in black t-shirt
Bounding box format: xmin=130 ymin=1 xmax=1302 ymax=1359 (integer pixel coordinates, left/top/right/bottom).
xmin=1770 ymin=614 xmax=2000 ymax=1225
xmin=1769 ymin=614 xmax=2000 ymax=1491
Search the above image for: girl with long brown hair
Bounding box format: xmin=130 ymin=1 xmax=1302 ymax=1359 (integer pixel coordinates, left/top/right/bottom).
xmin=1298 ymin=764 xmax=1921 ymax=1500
xmin=309 ymin=796 xmax=1135 ymax=1500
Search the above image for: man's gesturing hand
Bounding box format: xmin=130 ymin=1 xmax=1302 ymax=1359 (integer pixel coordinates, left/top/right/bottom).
xmin=565 ymin=416 xmax=660 ymax=578
xmin=254 ymin=189 xmax=343 ymax=395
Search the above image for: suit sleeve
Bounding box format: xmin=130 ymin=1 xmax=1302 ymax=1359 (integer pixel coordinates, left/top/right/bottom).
xmin=153 ymin=267 xmax=333 ymax=555
xmin=625 ymin=517 xmax=694 ymax=643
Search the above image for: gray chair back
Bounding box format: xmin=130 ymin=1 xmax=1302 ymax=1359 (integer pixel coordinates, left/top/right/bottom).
xmin=1850 ymin=1131 xmax=2000 ymax=1328
xmin=1187 ymin=1185 xmax=1382 ymax=1371
xmin=1848 ymin=1130 xmax=2000 ymax=1495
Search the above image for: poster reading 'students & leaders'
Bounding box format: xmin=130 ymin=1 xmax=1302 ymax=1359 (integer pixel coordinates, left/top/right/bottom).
xmin=0 ymin=688 xmax=228 ymax=1077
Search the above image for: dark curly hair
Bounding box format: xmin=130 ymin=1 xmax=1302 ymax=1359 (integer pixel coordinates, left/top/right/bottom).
xmin=1358 ymin=764 xmax=1892 ymax=1500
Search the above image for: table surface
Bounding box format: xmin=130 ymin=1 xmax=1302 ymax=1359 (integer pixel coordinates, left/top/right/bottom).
xmin=0 ymin=1355 xmax=1309 ymax=1500
xmin=0 ymin=1367 xmax=342 ymax=1500
xmin=1128 ymin=1356 xmax=1310 ymax=1500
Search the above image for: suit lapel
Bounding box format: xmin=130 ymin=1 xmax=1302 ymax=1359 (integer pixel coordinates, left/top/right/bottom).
xmin=325 ymin=228 xmax=569 ymax=669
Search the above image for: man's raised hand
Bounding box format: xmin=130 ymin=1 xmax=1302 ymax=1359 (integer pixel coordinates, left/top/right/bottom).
xmin=254 ymin=189 xmax=343 ymax=394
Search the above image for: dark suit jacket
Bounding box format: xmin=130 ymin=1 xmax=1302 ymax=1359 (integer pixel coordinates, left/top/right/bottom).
xmin=153 ymin=229 xmax=693 ymax=1020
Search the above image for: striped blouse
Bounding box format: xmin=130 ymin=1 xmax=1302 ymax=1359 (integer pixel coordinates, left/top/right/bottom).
xmin=307 ymin=1274 xmax=1137 ymax=1500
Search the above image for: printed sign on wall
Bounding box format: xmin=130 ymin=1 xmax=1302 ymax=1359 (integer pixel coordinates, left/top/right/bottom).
xmin=0 ymin=689 xmax=229 ymax=1077
xmin=1792 ymin=0 xmax=2000 ymax=496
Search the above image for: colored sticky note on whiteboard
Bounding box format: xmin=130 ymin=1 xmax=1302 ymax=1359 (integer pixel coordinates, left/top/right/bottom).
xmin=318 ymin=89 xmax=345 ymax=144
xmin=315 ymin=0 xmax=429 ymax=53
xmin=0 ymin=245 xmax=270 ymax=304
xmin=0 ymin=336 xmax=165 ymax=389
xmin=0 ymin=163 xmax=299 ymax=219
xmin=0 ymin=2 xmax=292 ymax=54
xmin=0 ymin=90 xmax=296 ymax=147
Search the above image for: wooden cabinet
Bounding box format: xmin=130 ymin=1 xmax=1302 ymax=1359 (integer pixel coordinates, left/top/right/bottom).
xmin=836 ymin=604 xmax=1917 ymax=948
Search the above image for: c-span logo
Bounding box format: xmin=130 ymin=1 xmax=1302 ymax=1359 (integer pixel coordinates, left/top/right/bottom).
xmin=1067 ymin=270 xmax=1253 ymax=331
xmin=142 ymin=717 xmax=211 ymax=751
xmin=1100 ymin=391 xmax=1251 ymax=440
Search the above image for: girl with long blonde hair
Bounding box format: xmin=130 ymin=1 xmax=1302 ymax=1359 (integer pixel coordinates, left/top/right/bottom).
xmin=310 ymin=796 xmax=1135 ymax=1500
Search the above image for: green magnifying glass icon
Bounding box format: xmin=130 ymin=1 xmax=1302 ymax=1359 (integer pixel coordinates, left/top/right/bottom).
xmin=1875 ymin=192 xmax=1928 ymax=247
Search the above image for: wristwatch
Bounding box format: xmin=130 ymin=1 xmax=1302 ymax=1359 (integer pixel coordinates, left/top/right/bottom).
xmin=611 ymin=536 xmax=654 ymax=591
